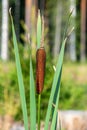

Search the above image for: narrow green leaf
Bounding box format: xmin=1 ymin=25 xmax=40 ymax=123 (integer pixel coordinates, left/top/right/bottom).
xmin=51 ymin=69 xmax=62 ymax=130
xmin=9 ymin=10 xmax=28 ymax=130
xmin=30 ymin=57 xmax=36 ymax=130
xmin=44 ymin=38 xmax=67 ymax=130
xmin=50 ymin=11 xmax=73 ymax=129
xmin=63 ymin=9 xmax=73 ymax=40
xmin=51 ymin=85 xmax=60 ymax=130
xmin=37 ymin=10 xmax=42 ymax=49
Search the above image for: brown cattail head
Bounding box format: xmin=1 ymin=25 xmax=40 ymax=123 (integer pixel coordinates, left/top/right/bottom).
xmin=36 ymin=47 xmax=46 ymax=94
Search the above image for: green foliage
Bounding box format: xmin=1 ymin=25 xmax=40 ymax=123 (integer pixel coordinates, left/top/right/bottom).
xmin=59 ymin=63 xmax=87 ymax=110
xmin=0 ymin=62 xmax=87 ymax=119
xmin=0 ymin=62 xmax=20 ymax=116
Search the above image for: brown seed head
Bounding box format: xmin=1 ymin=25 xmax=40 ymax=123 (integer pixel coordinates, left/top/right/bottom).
xmin=36 ymin=47 xmax=46 ymax=94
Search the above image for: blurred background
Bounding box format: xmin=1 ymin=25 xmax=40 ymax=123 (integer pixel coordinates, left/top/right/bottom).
xmin=0 ymin=0 xmax=87 ymax=130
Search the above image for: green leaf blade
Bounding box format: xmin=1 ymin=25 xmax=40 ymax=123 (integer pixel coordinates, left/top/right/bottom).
xmin=30 ymin=57 xmax=36 ymax=130
xmin=10 ymin=12 xmax=28 ymax=130
xmin=44 ymin=38 xmax=67 ymax=130
xmin=51 ymin=68 xmax=62 ymax=130
xmin=51 ymin=84 xmax=61 ymax=130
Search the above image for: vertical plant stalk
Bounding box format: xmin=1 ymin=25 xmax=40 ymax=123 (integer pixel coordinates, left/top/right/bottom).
xmin=36 ymin=15 xmax=46 ymax=130
xmin=38 ymin=94 xmax=41 ymax=130
xmin=37 ymin=10 xmax=42 ymax=49
xmin=40 ymin=15 xmax=44 ymax=48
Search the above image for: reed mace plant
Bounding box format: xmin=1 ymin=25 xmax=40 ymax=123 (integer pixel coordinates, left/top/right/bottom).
xmin=10 ymin=7 xmax=74 ymax=130
xmin=36 ymin=14 xmax=46 ymax=130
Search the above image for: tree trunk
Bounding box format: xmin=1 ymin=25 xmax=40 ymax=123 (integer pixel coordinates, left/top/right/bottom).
xmin=25 ymin=0 xmax=32 ymax=31
xmin=80 ymin=0 xmax=86 ymax=61
xmin=0 ymin=1 xmax=2 ymax=53
xmin=53 ymin=1 xmax=62 ymax=57
xmin=1 ymin=0 xmax=8 ymax=60
xmin=34 ymin=0 xmax=38 ymax=17
xmin=86 ymin=1 xmax=87 ymax=57
xmin=76 ymin=0 xmax=81 ymax=61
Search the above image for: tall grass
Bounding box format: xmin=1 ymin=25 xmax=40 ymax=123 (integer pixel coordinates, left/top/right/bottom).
xmin=9 ymin=8 xmax=73 ymax=130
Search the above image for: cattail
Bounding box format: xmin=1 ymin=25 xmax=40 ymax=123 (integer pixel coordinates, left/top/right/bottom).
xmin=36 ymin=47 xmax=46 ymax=94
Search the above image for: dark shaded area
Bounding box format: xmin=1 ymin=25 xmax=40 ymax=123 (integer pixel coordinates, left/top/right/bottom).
xmin=45 ymin=0 xmax=57 ymax=54
xmin=86 ymin=0 xmax=87 ymax=57
xmin=15 ymin=0 xmax=25 ymax=43
xmin=0 ymin=0 xmax=2 ymax=55
xmin=76 ymin=0 xmax=81 ymax=61
xmin=20 ymin=0 xmax=25 ymax=43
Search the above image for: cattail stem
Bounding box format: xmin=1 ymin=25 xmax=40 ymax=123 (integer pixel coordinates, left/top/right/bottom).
xmin=38 ymin=94 xmax=41 ymax=130
xmin=40 ymin=15 xmax=44 ymax=48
